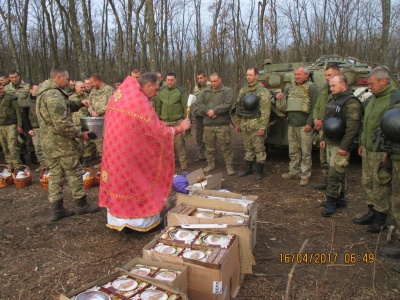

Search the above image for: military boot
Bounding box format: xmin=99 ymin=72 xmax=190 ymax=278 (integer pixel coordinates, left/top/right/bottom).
xmin=20 ymin=154 xmax=27 ymax=164
xmin=367 ymin=211 xmax=388 ymax=233
xmin=255 ymin=163 xmax=264 ymax=181
xmin=35 ymin=160 xmax=46 ymax=173
xmin=75 ymin=196 xmax=100 ymax=215
xmin=226 ymin=164 xmax=235 ymax=176
xmin=238 ymin=161 xmax=253 ymax=177
xmin=321 ymin=192 xmax=347 ymax=208
xmin=30 ymin=151 xmax=39 ymax=165
xmin=321 ymin=196 xmax=337 ymax=217
xmin=353 ymin=205 xmax=376 ymax=225
xmin=203 ymin=162 xmax=215 ymax=173
xmin=50 ymin=199 xmax=75 ymax=221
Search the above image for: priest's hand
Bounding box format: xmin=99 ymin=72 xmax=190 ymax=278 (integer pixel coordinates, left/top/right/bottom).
xmin=180 ymin=118 xmax=191 ymax=131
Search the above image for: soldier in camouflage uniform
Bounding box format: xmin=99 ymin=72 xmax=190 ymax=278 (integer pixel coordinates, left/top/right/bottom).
xmin=192 ymin=71 xmax=210 ymax=162
xmin=23 ymin=83 xmax=45 ymax=172
xmin=234 ymin=67 xmax=271 ymax=181
xmin=5 ymin=70 xmax=37 ymax=164
xmin=36 ymin=66 xmax=99 ymax=221
xmin=155 ymin=72 xmax=189 ymax=170
xmin=276 ymin=66 xmax=319 ymax=186
xmin=0 ymin=84 xmax=23 ymax=168
xmin=87 ymin=73 xmax=115 ymax=163
xmin=313 ymin=64 xmax=341 ymax=190
xmin=320 ymin=75 xmax=362 ymax=216
xmin=353 ymin=67 xmax=400 ymax=233
xmin=70 ymin=81 xmax=93 ymax=166
xmin=0 ymin=73 xmax=10 ymax=87
xmin=197 ymin=72 xmax=235 ymax=175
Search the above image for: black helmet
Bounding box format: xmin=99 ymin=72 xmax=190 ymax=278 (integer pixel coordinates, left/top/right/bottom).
xmin=380 ymin=108 xmax=400 ymax=143
xmin=242 ymin=93 xmax=259 ymax=111
xmin=323 ymin=117 xmax=346 ymax=140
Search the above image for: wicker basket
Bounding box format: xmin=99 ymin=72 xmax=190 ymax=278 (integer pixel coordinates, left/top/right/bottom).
xmin=39 ymin=167 xmax=50 ymax=190
xmin=83 ymin=167 xmax=95 ymax=190
xmin=13 ymin=165 xmax=32 ymax=188
xmin=94 ymin=165 xmax=101 ymax=186
xmin=0 ymin=164 xmax=14 ymax=188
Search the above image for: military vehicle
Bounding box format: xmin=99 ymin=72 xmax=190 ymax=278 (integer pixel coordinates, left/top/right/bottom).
xmin=258 ymin=54 xmax=374 ymax=148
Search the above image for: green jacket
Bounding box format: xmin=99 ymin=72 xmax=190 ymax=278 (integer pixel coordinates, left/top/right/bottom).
xmin=313 ymin=82 xmax=332 ymax=120
xmin=88 ymin=84 xmax=114 ymax=116
xmin=36 ymin=79 xmax=84 ymax=158
xmin=193 ymin=80 xmax=211 ymax=117
xmin=323 ymin=89 xmax=362 ymax=150
xmin=361 ymin=81 xmax=400 ymax=151
xmin=4 ymin=80 xmax=30 ymax=108
xmin=197 ymin=84 xmax=234 ymax=126
xmin=234 ymin=81 xmax=271 ymax=131
xmin=155 ymin=85 xmax=188 ymax=122
xmin=0 ymin=92 xmax=22 ymax=127
xmin=284 ymin=79 xmax=319 ymax=127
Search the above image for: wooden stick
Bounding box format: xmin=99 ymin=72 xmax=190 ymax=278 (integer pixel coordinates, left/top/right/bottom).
xmin=285 ymin=238 xmax=309 ymax=300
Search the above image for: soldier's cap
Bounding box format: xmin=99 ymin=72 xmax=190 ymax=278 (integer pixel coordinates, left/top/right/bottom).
xmin=376 ymin=160 xmax=392 ymax=185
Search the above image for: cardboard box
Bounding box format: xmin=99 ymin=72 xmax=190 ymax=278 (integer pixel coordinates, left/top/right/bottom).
xmin=119 ymin=257 xmax=188 ymax=294
xmin=142 ymin=232 xmax=241 ymax=300
xmin=59 ymin=270 xmax=188 ymax=300
xmin=168 ymin=193 xmax=257 ymax=275
xmin=185 ymin=168 xmax=222 ymax=191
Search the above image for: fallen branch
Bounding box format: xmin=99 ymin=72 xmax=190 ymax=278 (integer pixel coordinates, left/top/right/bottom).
xmin=285 ymin=238 xmax=309 ymax=300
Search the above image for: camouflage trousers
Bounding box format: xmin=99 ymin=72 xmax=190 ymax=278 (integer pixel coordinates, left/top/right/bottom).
xmin=0 ymin=124 xmax=20 ymax=168
xmin=288 ymin=125 xmax=313 ymax=179
xmin=325 ymin=144 xmax=349 ymax=198
xmin=361 ymin=149 xmax=391 ymax=213
xmin=195 ymin=116 xmax=205 ymax=158
xmin=31 ymin=128 xmax=44 ymax=163
xmin=89 ymin=138 xmax=103 ymax=158
xmin=204 ymin=125 xmax=233 ymax=165
xmin=242 ymin=129 xmax=266 ymax=163
xmin=165 ymin=120 xmax=187 ymax=166
xmin=46 ymin=154 xmax=85 ymax=203
xmin=391 ymin=159 xmax=400 ymax=229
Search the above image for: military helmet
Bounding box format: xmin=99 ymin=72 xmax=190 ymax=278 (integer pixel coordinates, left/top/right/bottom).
xmin=323 ymin=117 xmax=346 ymax=140
xmin=242 ymin=93 xmax=259 ymax=111
xmin=380 ymin=108 xmax=400 ymax=143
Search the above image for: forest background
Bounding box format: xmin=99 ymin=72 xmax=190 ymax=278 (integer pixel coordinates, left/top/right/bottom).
xmin=0 ymin=0 xmax=398 ymax=91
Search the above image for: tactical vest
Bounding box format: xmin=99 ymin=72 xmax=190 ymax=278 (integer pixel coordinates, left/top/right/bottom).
xmin=286 ymin=81 xmax=313 ymax=113
xmin=28 ymin=97 xmax=39 ymax=128
xmin=0 ymin=95 xmax=18 ymax=126
xmin=236 ymin=87 xmax=261 ymax=119
xmin=324 ymin=94 xmax=358 ymax=120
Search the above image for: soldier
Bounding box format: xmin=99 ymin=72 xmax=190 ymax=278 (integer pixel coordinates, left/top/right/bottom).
xmin=66 ymin=79 xmax=76 ymax=96
xmin=131 ymin=68 xmax=141 ymax=80
xmin=0 ymin=83 xmax=23 ymax=168
xmin=70 ymin=81 xmax=92 ymax=167
xmin=192 ymin=71 xmax=211 ymax=162
xmin=5 ymin=70 xmax=37 ymax=165
xmin=23 ymin=83 xmax=46 ymax=172
xmin=196 ymin=72 xmax=235 ymax=175
xmin=353 ymin=66 xmax=400 ymax=233
xmin=276 ymin=66 xmax=319 ymax=186
xmin=0 ymin=73 xmax=10 ymax=86
xmin=313 ymin=64 xmax=341 ymax=190
xmin=84 ymin=78 xmax=93 ymax=94
xmin=234 ymin=67 xmax=271 ymax=181
xmin=320 ymin=75 xmax=362 ymax=216
xmin=114 ymin=79 xmax=123 ymax=89
xmin=155 ymin=72 xmax=189 ymax=170
xmin=36 ymin=66 xmax=99 ymax=221
xmin=156 ymin=72 xmax=167 ymax=88
xmin=87 ymin=73 xmax=115 ymax=163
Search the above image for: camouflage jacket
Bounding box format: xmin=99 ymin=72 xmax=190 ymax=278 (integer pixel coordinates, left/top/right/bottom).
xmin=70 ymin=93 xmax=89 ymax=126
xmin=192 ymin=80 xmax=211 ymax=117
xmin=27 ymin=96 xmax=39 ymax=129
xmin=88 ymin=84 xmax=114 ymax=116
xmin=234 ymin=81 xmax=271 ymax=131
xmin=0 ymin=91 xmax=22 ymax=127
xmin=36 ymin=79 xmax=84 ymax=158
xmin=4 ymin=80 xmax=30 ymax=108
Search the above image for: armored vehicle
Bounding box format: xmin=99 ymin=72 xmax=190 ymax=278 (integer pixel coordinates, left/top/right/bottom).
xmin=259 ymin=55 xmax=374 ymax=148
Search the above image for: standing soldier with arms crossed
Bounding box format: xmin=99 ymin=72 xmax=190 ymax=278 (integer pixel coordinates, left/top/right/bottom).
xmin=192 ymin=71 xmax=210 ymax=162
xmin=234 ymin=67 xmax=271 ymax=181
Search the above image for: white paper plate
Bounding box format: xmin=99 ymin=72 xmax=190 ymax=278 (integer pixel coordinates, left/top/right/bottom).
xmin=155 ymin=271 xmax=177 ymax=281
xmin=204 ymin=234 xmax=230 ymax=246
xmin=130 ymin=267 xmax=151 ymax=277
xmin=183 ymin=249 xmax=206 ymax=260
xmin=140 ymin=289 xmax=168 ymax=300
xmin=195 ymin=211 xmax=215 ymax=219
xmin=75 ymin=291 xmax=111 ymax=300
xmin=154 ymin=245 xmax=176 ymax=255
xmin=169 ymin=229 xmax=195 ymax=241
xmin=111 ymin=278 xmax=138 ymax=291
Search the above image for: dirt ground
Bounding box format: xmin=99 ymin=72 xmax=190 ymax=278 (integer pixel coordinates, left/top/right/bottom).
xmin=1 ymin=130 xmax=400 ymax=300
